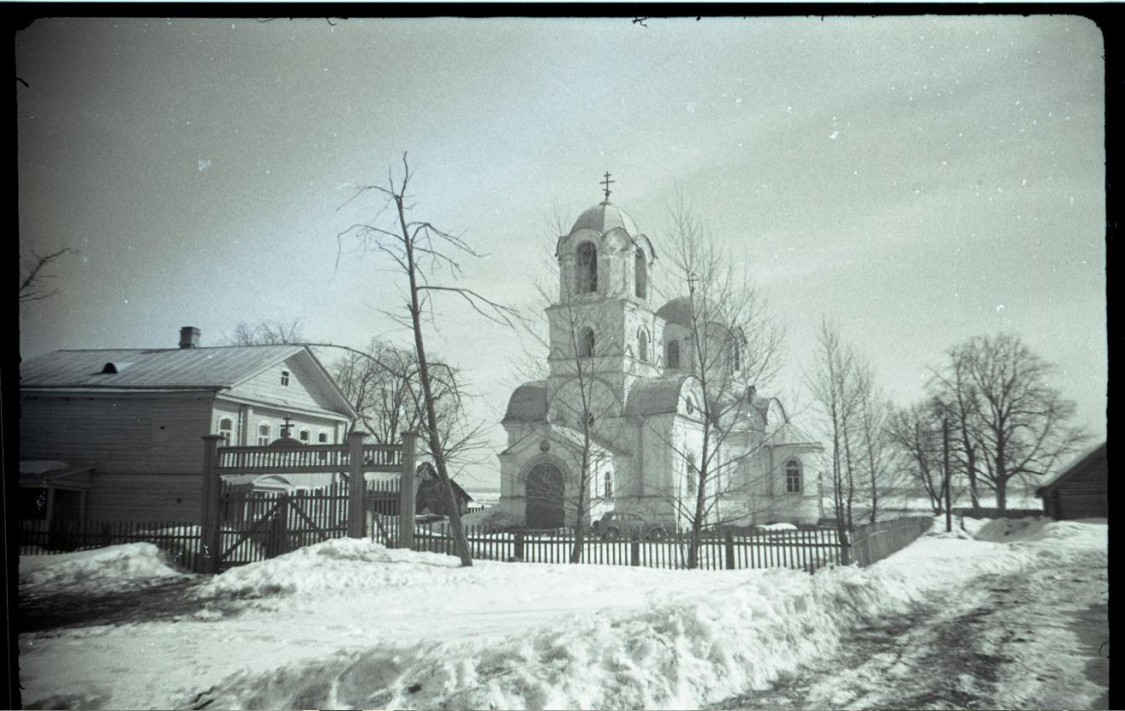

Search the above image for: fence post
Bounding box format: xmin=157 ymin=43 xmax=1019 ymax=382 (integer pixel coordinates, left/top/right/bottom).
xmin=514 ymin=532 xmax=525 ymax=561
xmin=838 ymin=528 xmax=851 ymax=566
xmin=347 ymin=431 xmax=367 ymax=539
xmin=200 ymin=434 xmax=224 ymax=574
xmin=399 ymin=430 xmax=418 ymax=550
xmin=630 ymin=537 xmax=641 ymax=567
xmin=724 ymin=530 xmax=736 ymax=570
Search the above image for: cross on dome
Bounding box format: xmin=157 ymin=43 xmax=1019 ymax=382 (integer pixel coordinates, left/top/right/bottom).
xmin=601 ymin=171 xmax=615 ymax=202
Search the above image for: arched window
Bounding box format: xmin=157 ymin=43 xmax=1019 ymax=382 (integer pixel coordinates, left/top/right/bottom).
xmin=317 ymin=430 xmax=329 ymax=444
xmin=786 ymin=460 xmax=802 ymax=493
xmin=257 ymin=423 xmax=272 ymax=446
xmin=666 ymin=340 xmax=680 ymax=369
xmin=298 ymin=428 xmax=311 ymax=443
xmin=577 ymin=242 xmax=598 ymax=293
xmin=638 ymin=328 xmax=649 ymax=363
xmin=686 ymin=453 xmax=698 ymax=495
xmin=635 ymin=248 xmax=647 ymax=299
xmin=604 ymin=471 xmax=613 ymax=500
xmin=218 ymin=417 xmax=234 ymax=444
xmin=580 ymin=327 xmax=595 ymax=358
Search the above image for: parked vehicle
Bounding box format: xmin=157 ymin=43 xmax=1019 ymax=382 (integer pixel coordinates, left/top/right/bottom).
xmin=591 ymin=511 xmax=667 ymax=540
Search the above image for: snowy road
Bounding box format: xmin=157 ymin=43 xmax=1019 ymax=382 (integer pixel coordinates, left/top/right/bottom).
xmin=715 ymin=527 xmax=1109 ymax=710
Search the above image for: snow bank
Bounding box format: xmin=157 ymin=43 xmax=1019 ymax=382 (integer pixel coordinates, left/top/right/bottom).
xmin=20 ymin=543 xmax=188 ymax=593
xmin=193 ymin=532 xmax=1057 ymax=710
xmin=199 ymin=538 xmax=472 ymax=597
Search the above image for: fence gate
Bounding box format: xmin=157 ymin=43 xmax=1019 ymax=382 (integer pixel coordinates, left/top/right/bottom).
xmin=199 ymin=430 xmax=418 ymax=573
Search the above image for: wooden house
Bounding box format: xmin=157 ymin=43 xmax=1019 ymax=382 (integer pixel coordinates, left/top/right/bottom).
xmin=1035 ymin=442 xmax=1107 ymax=520
xmin=19 ymin=327 xmax=356 ymax=524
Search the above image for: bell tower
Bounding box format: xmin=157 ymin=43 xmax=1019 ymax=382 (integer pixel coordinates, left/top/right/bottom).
xmin=545 ymin=176 xmax=661 ymax=424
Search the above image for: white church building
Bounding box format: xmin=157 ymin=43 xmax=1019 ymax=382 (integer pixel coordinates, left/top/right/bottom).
xmin=494 ymin=187 xmax=823 ymax=531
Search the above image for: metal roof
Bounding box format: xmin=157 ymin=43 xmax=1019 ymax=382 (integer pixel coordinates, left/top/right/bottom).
xmin=570 ymin=201 xmax=639 ymax=237
xmin=504 ymin=380 xmax=549 ymax=422
xmin=655 ymin=296 xmax=726 ymax=327
xmin=624 ymin=375 xmax=697 ymax=416
xmin=20 ymin=345 xmax=305 ymax=389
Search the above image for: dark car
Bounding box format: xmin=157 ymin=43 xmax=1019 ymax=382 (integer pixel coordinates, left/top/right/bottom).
xmin=592 ymin=512 xmax=667 ymax=540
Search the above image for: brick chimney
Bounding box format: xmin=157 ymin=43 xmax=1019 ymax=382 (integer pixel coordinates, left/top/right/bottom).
xmin=179 ymin=326 xmax=200 ymax=349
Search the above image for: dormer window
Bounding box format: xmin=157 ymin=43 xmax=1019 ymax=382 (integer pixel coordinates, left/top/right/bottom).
xmin=280 ymin=370 xmax=291 ymax=386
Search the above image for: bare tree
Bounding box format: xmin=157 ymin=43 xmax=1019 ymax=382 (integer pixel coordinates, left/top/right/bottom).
xmin=20 ymin=248 xmax=73 ymax=303
xmin=655 ymin=200 xmax=785 ymax=568
xmin=854 ymin=367 xmax=892 ymax=524
xmin=337 ymin=153 xmax=517 ymax=567
xmin=527 ymin=247 xmax=624 ymax=563
xmin=229 ymin=319 xmax=304 ymax=345
xmin=886 ymin=402 xmax=946 ymax=514
xmin=328 ymin=339 xmax=487 ymax=463
xmin=806 ymin=319 xmax=866 ymax=549
xmin=932 ymin=333 xmax=1090 ymax=510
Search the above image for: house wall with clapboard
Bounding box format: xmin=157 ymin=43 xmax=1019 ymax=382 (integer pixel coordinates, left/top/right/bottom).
xmin=20 ymin=391 xmax=216 ymax=474
xmin=1038 ymin=443 xmax=1107 ymax=520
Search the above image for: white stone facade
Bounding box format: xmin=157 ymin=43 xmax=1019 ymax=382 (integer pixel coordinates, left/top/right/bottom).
xmin=496 ymin=197 xmax=823 ymax=530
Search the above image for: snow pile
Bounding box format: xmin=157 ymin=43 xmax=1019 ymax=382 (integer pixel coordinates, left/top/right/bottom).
xmin=20 ymin=543 xmax=188 ymax=593
xmin=200 ymin=564 xmax=921 ymax=710
xmin=199 ymin=538 xmax=473 ymax=597
xmin=756 ymin=522 xmax=798 ymax=531
xmin=191 ymin=537 xmax=1043 ymax=710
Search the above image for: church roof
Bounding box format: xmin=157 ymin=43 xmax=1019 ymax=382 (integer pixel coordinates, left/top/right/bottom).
xmin=503 ymin=380 xmax=549 ymax=422
xmin=624 ymin=375 xmax=696 ymax=416
xmin=570 ymin=201 xmax=639 ymax=237
xmin=655 ymin=296 xmax=725 ymax=327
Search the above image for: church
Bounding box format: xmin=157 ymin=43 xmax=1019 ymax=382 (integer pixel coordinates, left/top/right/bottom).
xmin=494 ymin=182 xmax=823 ymax=532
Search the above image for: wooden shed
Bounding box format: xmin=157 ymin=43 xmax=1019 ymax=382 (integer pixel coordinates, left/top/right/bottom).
xmin=1036 ymin=442 xmax=1107 ymax=520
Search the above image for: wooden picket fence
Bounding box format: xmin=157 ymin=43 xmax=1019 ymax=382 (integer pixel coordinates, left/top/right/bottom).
xmin=215 ymin=479 xmax=402 ymax=570
xmin=846 ymin=516 xmax=934 ymax=567
xmin=19 ymin=519 xmax=204 ymax=572
xmin=405 ymin=524 xmax=845 ymax=573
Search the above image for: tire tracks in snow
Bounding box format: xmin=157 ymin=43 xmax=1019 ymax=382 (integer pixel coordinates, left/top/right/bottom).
xmin=713 ymin=554 xmax=1108 ymax=710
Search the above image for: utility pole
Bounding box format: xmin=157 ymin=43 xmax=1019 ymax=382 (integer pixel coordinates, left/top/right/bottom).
xmin=943 ymin=414 xmax=952 ymax=533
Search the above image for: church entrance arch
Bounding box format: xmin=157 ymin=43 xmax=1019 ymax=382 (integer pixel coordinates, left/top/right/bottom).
xmin=525 ymin=462 xmax=565 ymax=529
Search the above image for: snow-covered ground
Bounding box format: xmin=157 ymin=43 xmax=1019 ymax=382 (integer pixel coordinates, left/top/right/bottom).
xmin=18 ymin=516 xmax=1107 ymax=710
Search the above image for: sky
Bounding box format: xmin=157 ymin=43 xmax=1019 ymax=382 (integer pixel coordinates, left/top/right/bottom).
xmin=16 ymin=15 xmax=1107 ymax=491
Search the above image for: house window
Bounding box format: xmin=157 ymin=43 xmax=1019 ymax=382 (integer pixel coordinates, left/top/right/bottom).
xmin=786 ymin=460 xmax=802 ymax=493
xmin=580 ymin=327 xmax=595 ymax=358
xmin=638 ymin=328 xmax=649 ymax=363
xmin=298 ymin=428 xmax=311 ymax=443
xmin=604 ymin=472 xmax=613 ymax=500
xmin=257 ymin=423 xmax=271 ymax=446
xmin=635 ymin=248 xmax=647 ymax=299
xmin=577 ymin=242 xmax=598 ymax=293
xmin=218 ymin=417 xmax=234 ymax=444
xmin=666 ymin=339 xmax=680 ymax=369
xmin=281 ymin=370 xmax=290 ymax=386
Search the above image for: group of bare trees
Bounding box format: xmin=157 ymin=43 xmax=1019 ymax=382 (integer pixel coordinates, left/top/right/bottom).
xmin=806 ymin=319 xmax=894 ymax=538
xmin=812 ymin=324 xmax=1090 ymax=524
xmin=888 ymin=333 xmax=1089 ymax=514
